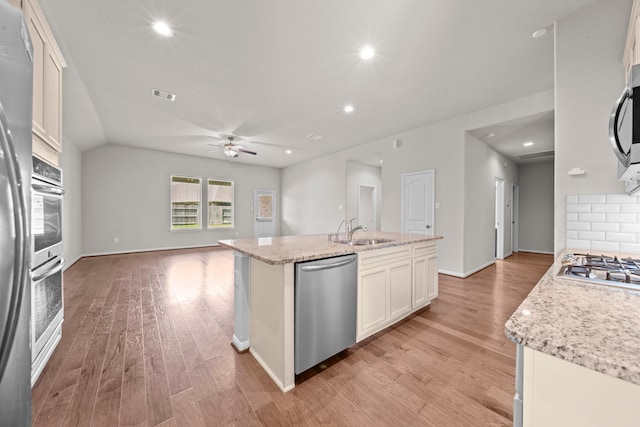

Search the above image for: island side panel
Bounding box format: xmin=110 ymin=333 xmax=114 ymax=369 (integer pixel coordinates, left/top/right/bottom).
xmin=249 ymin=258 xmax=295 ymax=392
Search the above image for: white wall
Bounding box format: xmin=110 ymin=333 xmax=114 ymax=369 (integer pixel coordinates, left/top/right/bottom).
xmin=61 ymin=138 xmax=82 ymax=269
xmin=346 ymin=161 xmax=382 ymax=231
xmin=554 ymin=0 xmax=632 ymax=255
xmin=463 ymin=133 xmax=519 ymax=274
xmin=281 ymin=90 xmax=554 ymax=276
xmin=82 ymin=144 xmax=280 ymax=255
xmin=519 ymin=160 xmax=554 ymax=254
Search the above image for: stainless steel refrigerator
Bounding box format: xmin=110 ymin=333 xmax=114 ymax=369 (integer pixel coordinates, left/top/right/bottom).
xmin=0 ymin=1 xmax=33 ymax=425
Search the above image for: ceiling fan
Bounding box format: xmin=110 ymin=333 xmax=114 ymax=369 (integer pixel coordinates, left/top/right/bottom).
xmin=208 ymin=135 xmax=257 ymax=158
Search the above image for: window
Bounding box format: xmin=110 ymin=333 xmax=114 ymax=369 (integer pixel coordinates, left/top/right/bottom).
xmin=170 ymin=175 xmax=202 ymax=230
xmin=208 ymin=179 xmax=234 ymax=228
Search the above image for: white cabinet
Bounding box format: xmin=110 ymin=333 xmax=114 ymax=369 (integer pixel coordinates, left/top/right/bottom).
xmin=357 ymin=245 xmax=412 ymax=341
xmin=623 ymin=1 xmax=640 ymax=76
xmin=412 ymin=241 xmax=438 ymax=309
xmin=522 ymin=347 xmax=640 ymax=427
xmin=24 ymin=0 xmax=65 ymax=165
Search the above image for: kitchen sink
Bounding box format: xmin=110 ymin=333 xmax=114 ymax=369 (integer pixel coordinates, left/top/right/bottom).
xmin=337 ymin=238 xmax=394 ymax=246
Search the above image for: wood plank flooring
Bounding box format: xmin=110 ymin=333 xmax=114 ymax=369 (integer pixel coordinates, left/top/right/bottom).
xmin=32 ymin=247 xmax=552 ymax=426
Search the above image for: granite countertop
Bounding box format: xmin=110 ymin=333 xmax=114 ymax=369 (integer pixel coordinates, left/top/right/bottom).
xmin=505 ymin=250 xmax=640 ymax=386
xmin=218 ymin=232 xmax=443 ymax=265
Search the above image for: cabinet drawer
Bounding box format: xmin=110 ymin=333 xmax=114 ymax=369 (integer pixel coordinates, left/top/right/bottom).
xmin=358 ymin=246 xmax=411 ymax=271
xmin=413 ymin=241 xmax=437 ymax=258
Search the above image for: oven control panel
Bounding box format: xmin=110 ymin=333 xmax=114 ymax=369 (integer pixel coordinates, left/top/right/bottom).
xmin=32 ymin=155 xmax=62 ymax=186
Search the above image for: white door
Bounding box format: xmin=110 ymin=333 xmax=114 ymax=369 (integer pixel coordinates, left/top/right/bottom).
xmin=357 ymin=185 xmax=376 ymax=231
xmin=512 ymin=184 xmax=519 ymax=253
xmin=495 ymin=178 xmax=504 ymax=259
xmin=401 ymin=170 xmax=434 ymax=235
xmin=254 ymin=190 xmax=277 ymax=239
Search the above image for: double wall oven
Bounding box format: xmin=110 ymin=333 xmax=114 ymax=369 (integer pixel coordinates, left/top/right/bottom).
xmin=31 ymin=155 xmax=64 ymax=384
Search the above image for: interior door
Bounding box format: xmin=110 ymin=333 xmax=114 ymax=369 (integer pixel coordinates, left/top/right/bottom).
xmin=401 ymin=170 xmax=434 ymax=235
xmin=357 ymin=185 xmax=376 ymax=231
xmin=254 ymin=189 xmax=277 ymax=239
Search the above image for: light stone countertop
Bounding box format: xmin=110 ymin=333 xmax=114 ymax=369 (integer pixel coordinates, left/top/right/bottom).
xmin=218 ymin=232 xmax=443 ymax=265
xmin=505 ymin=250 xmax=640 ymax=386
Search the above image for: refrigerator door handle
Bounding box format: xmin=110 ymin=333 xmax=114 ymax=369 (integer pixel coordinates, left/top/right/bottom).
xmin=0 ymin=103 xmax=28 ymax=382
xmin=300 ymin=258 xmax=355 ymax=272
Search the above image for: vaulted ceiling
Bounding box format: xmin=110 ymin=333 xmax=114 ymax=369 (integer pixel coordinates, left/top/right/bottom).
xmin=40 ymin=0 xmax=603 ymax=167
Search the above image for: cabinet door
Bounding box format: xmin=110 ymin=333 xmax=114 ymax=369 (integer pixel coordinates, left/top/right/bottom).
xmin=389 ymin=262 xmax=412 ymax=319
xmin=412 ymin=257 xmax=428 ymax=309
xmin=357 ymin=268 xmax=387 ymax=341
xmin=44 ymin=50 xmax=62 ymax=151
xmin=27 ymin=3 xmax=46 ymax=139
xmin=427 ymin=254 xmax=438 ymax=301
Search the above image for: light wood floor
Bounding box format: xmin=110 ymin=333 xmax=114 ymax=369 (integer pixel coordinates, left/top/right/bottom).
xmin=32 ymin=247 xmax=552 ymax=426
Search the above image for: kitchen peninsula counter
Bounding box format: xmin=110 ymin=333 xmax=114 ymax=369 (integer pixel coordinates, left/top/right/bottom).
xmin=505 ymin=250 xmax=640 ymax=426
xmin=219 ymin=232 xmax=442 ymax=392
xmin=218 ymin=231 xmax=443 ymax=264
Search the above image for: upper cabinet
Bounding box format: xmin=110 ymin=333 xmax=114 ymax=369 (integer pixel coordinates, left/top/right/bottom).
xmin=23 ymin=0 xmax=65 ymax=165
xmin=624 ymin=0 xmax=640 ymax=78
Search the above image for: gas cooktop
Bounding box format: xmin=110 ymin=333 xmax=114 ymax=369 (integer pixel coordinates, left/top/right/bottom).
xmin=559 ymin=253 xmax=640 ymax=291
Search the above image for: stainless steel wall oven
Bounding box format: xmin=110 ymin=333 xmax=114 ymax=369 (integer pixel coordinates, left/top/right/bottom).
xmin=30 ymin=155 xmax=64 ymax=384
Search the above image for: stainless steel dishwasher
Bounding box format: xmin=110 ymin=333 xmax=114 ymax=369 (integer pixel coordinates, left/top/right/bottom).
xmin=294 ymin=254 xmax=357 ymax=374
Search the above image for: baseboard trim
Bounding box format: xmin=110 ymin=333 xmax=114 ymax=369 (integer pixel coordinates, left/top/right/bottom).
xmin=440 ymin=259 xmax=498 ymax=279
xmin=82 ymin=243 xmax=220 ymax=258
xmin=249 ymin=348 xmax=294 ymax=393
xmin=518 ymin=249 xmax=554 ymax=255
xmin=62 ymin=255 xmax=82 ymax=272
xmin=437 ymin=269 xmax=465 ymax=278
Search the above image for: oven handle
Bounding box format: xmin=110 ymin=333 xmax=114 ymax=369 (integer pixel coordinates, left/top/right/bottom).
xmin=31 ymin=257 xmax=65 ymax=282
xmin=32 ymin=182 xmax=64 ymax=195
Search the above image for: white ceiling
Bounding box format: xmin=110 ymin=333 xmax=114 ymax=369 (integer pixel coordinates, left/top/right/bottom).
xmin=40 ymin=0 xmax=600 ymax=168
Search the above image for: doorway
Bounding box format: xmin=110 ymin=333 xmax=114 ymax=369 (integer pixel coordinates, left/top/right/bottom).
xmin=401 ymin=170 xmax=434 ymax=235
xmin=495 ymin=178 xmax=504 ymax=259
xmin=357 ymin=185 xmax=377 ymax=231
xmin=253 ymin=189 xmax=277 ymax=239
xmin=512 ymin=183 xmax=519 ymax=253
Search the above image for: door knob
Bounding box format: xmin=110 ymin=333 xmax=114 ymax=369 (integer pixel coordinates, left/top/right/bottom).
xmin=426 ymin=225 xmax=431 ymax=229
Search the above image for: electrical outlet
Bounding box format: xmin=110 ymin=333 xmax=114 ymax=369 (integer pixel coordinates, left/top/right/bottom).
xmin=114 ymin=237 xmax=119 ymax=243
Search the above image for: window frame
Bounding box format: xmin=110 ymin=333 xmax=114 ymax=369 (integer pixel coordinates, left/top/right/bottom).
xmin=170 ymin=174 xmax=203 ymax=231
xmin=207 ymin=178 xmax=235 ymax=230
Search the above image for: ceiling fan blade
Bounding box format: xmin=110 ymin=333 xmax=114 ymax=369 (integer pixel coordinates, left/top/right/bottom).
xmin=237 ymin=148 xmax=257 ymax=155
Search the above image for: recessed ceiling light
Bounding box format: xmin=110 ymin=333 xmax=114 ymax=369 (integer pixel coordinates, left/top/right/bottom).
xmin=307 ymin=134 xmax=322 ymax=140
xmin=153 ymin=21 xmax=173 ymax=37
xmin=360 ymin=46 xmax=375 ymax=60
xmin=379 ymin=159 xmax=384 ymax=164
xmin=532 ymin=28 xmax=547 ymax=39
xmin=285 ymin=149 xmax=292 ymax=154
xmin=484 ymin=132 xmax=495 ymax=138
xmin=343 ymin=104 xmax=354 ymax=113
xmin=523 ymin=142 xmax=534 ymax=147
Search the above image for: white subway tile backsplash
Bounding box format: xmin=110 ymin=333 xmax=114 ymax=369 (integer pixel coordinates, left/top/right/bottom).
xmin=567 ymin=222 xmax=591 ymax=231
xmin=578 ymin=213 xmax=606 ymax=222
xmin=621 ymin=243 xmax=640 ymax=254
xmin=606 ymin=232 xmax=637 ymax=243
xmin=621 ymin=204 xmax=640 ymax=213
xmin=578 ymin=231 xmax=606 ymax=241
xmin=606 ymin=213 xmax=638 ymax=223
xmin=566 ymin=239 xmax=591 ymax=250
xmin=566 ymin=194 xmax=640 ymax=253
xmin=606 ymin=194 xmax=637 ymax=204
xmin=591 ymin=241 xmax=621 ymax=252
xmin=579 ymin=195 xmax=606 ymax=204
xmin=592 ymin=222 xmax=620 ymax=232
xmin=592 ymin=204 xmax=621 ymax=213
xmin=567 ymin=204 xmax=591 ymax=213
xmin=621 ymin=223 xmax=640 ymax=233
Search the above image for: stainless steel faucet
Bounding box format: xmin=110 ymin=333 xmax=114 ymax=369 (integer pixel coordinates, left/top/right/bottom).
xmin=347 ymin=217 xmax=367 ymax=240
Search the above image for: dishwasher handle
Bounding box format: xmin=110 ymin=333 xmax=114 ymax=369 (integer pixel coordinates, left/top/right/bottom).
xmin=300 ymin=257 xmax=355 ymax=272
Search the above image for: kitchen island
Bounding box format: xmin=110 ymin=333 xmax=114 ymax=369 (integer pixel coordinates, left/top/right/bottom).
xmin=219 ymin=232 xmax=442 ymax=392
xmin=505 ymin=251 xmax=640 ymax=426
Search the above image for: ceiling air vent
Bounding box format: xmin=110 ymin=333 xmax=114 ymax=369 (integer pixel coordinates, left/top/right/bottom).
xmin=307 ymin=134 xmax=322 ymax=140
xmin=151 ymin=88 xmax=176 ymax=102
xmin=517 ymin=151 xmax=554 ymax=160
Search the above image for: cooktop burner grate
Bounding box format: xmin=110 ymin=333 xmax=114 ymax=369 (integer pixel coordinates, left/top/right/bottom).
xmin=560 ymin=253 xmax=640 ymax=289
